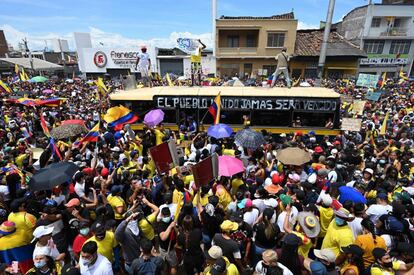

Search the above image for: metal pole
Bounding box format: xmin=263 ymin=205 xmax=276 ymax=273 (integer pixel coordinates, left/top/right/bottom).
xmin=23 ymin=38 xmax=34 ymax=72
xmin=212 ymin=0 xmax=217 ymax=76
xmin=316 ymin=0 xmax=335 ymax=86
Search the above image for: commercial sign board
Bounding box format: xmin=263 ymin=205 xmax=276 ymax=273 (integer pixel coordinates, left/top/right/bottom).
xmin=155 ymin=96 xmax=338 ymax=112
xmin=360 ymin=54 xmax=409 ymax=66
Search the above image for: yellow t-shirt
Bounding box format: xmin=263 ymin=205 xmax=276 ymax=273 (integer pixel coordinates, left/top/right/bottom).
xmin=216 ymin=185 xmax=232 ymax=210
xmin=192 ymin=193 xmax=210 ymax=207
xmin=86 ymin=231 xmax=118 ymax=263
xmin=138 ymin=212 xmax=157 ymax=240
xmin=154 ymin=129 xmax=165 ymax=145
xmin=293 ymin=231 xmax=313 ymax=258
xmin=222 ymin=149 xmax=235 ymax=156
xmin=107 ymin=194 xmax=126 ymax=220
xmin=318 ymin=206 xmax=334 ymax=237
xmin=370 ymin=261 xmax=400 ymax=275
xmin=321 ymin=220 xmax=354 ymax=256
xmin=231 ymin=178 xmax=244 ymax=196
xmin=8 ymin=211 xmax=36 ymax=243
xmin=116 ymin=161 xmax=136 ymax=175
xmin=355 ymin=234 xmax=386 ymax=268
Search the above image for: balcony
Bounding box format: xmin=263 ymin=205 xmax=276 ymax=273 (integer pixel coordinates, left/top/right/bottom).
xmin=217 ymin=47 xmax=258 ymax=57
xmin=380 ymin=27 xmax=408 ymax=37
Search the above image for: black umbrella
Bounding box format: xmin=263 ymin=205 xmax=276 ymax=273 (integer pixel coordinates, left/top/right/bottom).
xmin=234 ymin=128 xmax=265 ymax=149
xmin=29 ymin=162 xmax=79 ymax=191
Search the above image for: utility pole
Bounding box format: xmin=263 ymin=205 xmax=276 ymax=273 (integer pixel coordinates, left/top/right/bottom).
xmin=316 ymin=0 xmax=335 ymax=86
xmin=212 ymin=0 xmax=217 ymax=76
xmin=58 ymin=39 xmax=66 ymax=77
xmin=22 ymin=38 xmax=34 ymax=72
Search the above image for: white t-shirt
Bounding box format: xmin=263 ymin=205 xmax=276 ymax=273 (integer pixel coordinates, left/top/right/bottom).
xmin=366 ymin=204 xmax=392 ymax=224
xmin=255 ymin=260 xmax=294 ymax=275
xmin=348 ymin=216 xmax=363 ymax=239
xmin=138 ymin=53 xmax=150 ymax=69
xmin=74 ymin=182 xmax=86 ymax=198
xmin=277 ymin=206 xmax=299 ymax=233
xmin=243 ymin=208 xmax=259 ymax=226
xmin=79 ymin=253 xmax=114 ymax=275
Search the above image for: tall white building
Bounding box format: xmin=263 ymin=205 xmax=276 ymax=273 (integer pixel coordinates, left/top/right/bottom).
xmin=338 ymin=2 xmax=414 ymax=77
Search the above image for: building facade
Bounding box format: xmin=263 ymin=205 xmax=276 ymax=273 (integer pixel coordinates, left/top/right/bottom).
xmin=215 ymin=12 xmax=297 ymax=78
xmin=338 ymin=3 xmax=414 ymax=77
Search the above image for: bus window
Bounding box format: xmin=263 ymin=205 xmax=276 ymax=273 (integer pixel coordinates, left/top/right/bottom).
xmin=221 ymin=110 xmax=250 ymax=125
xmin=293 ymin=112 xmax=335 ymax=128
xmin=163 ymin=109 xmax=177 ymax=124
xmin=252 ymin=110 xmax=291 ymax=127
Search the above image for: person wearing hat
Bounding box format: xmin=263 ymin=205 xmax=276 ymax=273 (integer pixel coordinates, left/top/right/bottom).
xmin=212 ymin=220 xmax=244 ymax=271
xmin=371 ymin=247 xmax=414 ymax=275
xmin=255 ymin=249 xmax=293 ymax=275
xmin=85 ymin=221 xmax=118 ymax=263
xmin=26 ymin=246 xmax=62 ymax=275
xmin=322 ymin=207 xmax=355 ymax=257
xmin=284 ymin=207 xmax=320 ymax=258
xmin=316 ymin=193 xmax=334 ymax=246
xmin=32 ymin=225 xmax=65 ymax=262
xmin=277 ymin=194 xmax=299 ymax=234
xmin=204 ymin=246 xmax=237 ymax=275
xmin=238 ymin=198 xmax=258 ymax=227
xmin=107 ymin=185 xmax=126 ymax=222
xmin=135 ymin=46 xmax=152 ymax=88
xmin=339 ymin=244 xmax=365 ymax=275
xmin=303 ymin=248 xmax=337 ymax=275
xmin=206 ymin=256 xmax=239 ymax=275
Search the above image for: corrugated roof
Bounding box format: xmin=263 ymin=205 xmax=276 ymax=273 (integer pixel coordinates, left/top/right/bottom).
xmin=0 ymin=57 xmax=63 ymax=71
xmin=294 ymin=30 xmax=366 ymax=57
xmin=219 ymin=12 xmax=294 ymax=20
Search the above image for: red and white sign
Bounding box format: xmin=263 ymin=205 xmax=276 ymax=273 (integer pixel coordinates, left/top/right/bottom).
xmin=93 ymin=51 xmax=107 ymax=68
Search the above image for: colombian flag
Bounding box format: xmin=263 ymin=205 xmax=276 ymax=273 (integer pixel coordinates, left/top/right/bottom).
xmin=79 ymin=122 xmax=100 ymax=143
xmin=104 ymin=105 xmax=138 ymax=131
xmin=208 ymin=93 xmax=221 ymax=125
xmin=40 ymin=112 xmax=51 ymax=137
xmin=0 ymin=80 xmax=11 ymax=93
xmin=36 ymin=98 xmax=67 ymax=107
xmin=0 ymin=229 xmax=34 ymax=274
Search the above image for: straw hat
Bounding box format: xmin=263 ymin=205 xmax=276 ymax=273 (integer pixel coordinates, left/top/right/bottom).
xmin=297 ymin=211 xmax=320 ymax=238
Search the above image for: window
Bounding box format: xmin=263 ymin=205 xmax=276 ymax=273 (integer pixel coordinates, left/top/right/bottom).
xmin=371 ymin=17 xmax=381 ymax=28
xmin=263 ymin=65 xmax=276 ymax=76
xmin=389 ymin=40 xmax=411 ymax=54
xmin=267 ymin=32 xmax=285 ymax=47
xmin=363 ymin=40 xmax=385 ymax=54
xmin=393 ymin=18 xmax=401 ymax=28
xmin=246 ymin=35 xmax=257 ymax=47
xmin=244 ymin=63 xmax=253 ymax=76
xmin=227 ymin=36 xmax=239 ymax=47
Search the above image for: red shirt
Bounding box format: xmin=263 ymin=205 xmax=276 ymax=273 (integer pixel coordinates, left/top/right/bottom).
xmin=72 ymin=234 xmax=89 ymax=254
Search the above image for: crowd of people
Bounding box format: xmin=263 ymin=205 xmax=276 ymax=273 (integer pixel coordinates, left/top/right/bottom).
xmin=0 ymin=74 xmax=413 ymax=275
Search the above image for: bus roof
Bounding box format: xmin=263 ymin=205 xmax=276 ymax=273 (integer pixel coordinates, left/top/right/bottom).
xmin=110 ymin=86 xmax=340 ymax=101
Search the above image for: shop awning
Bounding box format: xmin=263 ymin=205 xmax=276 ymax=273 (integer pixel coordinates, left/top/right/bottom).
xmin=0 ymin=58 xmax=63 ymax=71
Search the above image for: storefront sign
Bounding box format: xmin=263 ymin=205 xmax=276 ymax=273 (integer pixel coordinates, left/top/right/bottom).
xmin=356 ymin=73 xmax=379 ymax=88
xmin=360 ymin=57 xmax=408 ymax=65
xmin=155 ymin=96 xmax=338 ymax=111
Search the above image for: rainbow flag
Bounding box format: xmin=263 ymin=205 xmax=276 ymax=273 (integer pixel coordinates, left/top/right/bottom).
xmin=79 ymin=122 xmax=100 ymax=143
xmin=208 ymin=93 xmax=221 ymax=125
xmin=104 ymin=105 xmax=138 ymax=131
xmin=0 ymin=80 xmax=11 ymax=93
xmin=0 ymin=229 xmax=34 ymax=274
xmin=40 ymin=112 xmax=51 ymax=137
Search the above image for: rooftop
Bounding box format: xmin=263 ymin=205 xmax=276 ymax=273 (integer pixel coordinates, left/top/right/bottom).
xmin=0 ymin=57 xmax=63 ymax=71
xmin=294 ymin=29 xmax=366 ymax=57
xmin=219 ymin=12 xmax=295 ymax=20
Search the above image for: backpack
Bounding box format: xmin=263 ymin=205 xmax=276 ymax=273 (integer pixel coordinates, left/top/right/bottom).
xmin=384 ymin=215 xmax=404 ymax=234
xmin=135 ymin=257 xmax=159 ymax=275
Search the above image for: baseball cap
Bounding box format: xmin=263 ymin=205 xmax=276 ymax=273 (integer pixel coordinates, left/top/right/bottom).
xmin=237 ymin=198 xmax=253 ymax=209
xmin=65 ymin=198 xmax=80 ymax=208
xmin=91 ymin=221 xmax=106 ymax=235
xmin=288 ymin=173 xmax=300 ymax=182
xmin=205 ymin=245 xmax=223 ymax=261
xmin=314 ymin=146 xmax=324 ymax=154
xmin=364 ymin=168 xmax=374 ymax=175
xmin=32 ymin=225 xmax=54 ymax=242
xmin=376 ymin=192 xmax=388 ymax=200
xmin=101 ymin=168 xmax=109 ymax=177
xmin=220 ymin=220 xmax=238 ymax=232
xmin=342 ymin=244 xmax=364 ymax=257
xmin=279 ymin=194 xmax=292 ymax=207
xmin=210 ymin=257 xmax=226 ymax=275
xmin=111 ymin=185 xmax=123 ymax=194
xmin=314 ymin=248 xmax=336 ymax=263
xmin=310 ymin=261 xmax=328 ymax=275
xmin=283 ymin=233 xmax=301 ymax=246
xmin=372 ymin=247 xmax=387 ymax=260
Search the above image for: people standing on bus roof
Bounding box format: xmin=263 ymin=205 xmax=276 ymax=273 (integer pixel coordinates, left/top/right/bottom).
xmin=271 ymin=47 xmax=292 ymax=89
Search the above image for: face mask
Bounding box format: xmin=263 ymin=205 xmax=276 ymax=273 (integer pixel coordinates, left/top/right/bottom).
xmin=383 ymin=261 xmax=393 ymax=268
xmin=82 ymin=258 xmax=91 ymax=266
xmin=162 ymin=217 xmax=171 ymax=223
xmin=335 ymin=217 xmax=346 ymax=226
xmin=80 ymin=228 xmax=90 ymax=236
xmin=34 ymin=260 xmax=46 ymax=269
